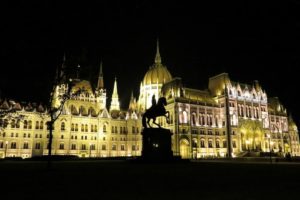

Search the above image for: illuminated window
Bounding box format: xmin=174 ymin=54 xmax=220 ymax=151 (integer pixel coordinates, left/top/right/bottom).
xmin=121 ymin=144 xmax=125 ymax=151
xmin=11 ymin=142 xmax=17 ymax=149
xmin=28 ymin=121 xmax=32 ymax=129
xmin=35 ymin=143 xmax=41 ymax=149
xmin=23 ymin=120 xmax=28 ymax=129
xmin=35 ymin=121 xmax=39 ymax=129
xmin=232 ymin=141 xmax=236 ymax=148
xmin=23 ymin=142 xmax=28 ymax=149
xmin=200 ymin=140 xmax=205 ymax=148
xmin=61 ymin=122 xmax=65 ymax=131
xmin=223 ymin=141 xmax=227 ymax=148
xmin=11 ymin=119 xmax=16 ymax=128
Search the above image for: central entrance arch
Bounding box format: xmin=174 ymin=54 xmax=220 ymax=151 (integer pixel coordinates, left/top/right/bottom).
xmin=180 ymin=139 xmax=190 ymax=159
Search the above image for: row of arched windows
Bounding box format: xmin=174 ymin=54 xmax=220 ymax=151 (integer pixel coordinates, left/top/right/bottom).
xmin=238 ymin=105 xmax=260 ymax=119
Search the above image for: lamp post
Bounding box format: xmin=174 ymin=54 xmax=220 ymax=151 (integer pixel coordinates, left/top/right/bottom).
xmin=4 ymin=141 xmax=8 ymax=158
xmin=267 ymin=134 xmax=272 ymax=163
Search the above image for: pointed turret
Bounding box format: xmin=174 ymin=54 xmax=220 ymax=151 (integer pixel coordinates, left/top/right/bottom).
xmin=97 ymin=61 xmax=104 ymax=89
xmin=129 ymin=91 xmax=137 ymax=111
xmin=110 ymin=77 xmax=120 ymax=111
xmin=155 ymin=39 xmax=162 ymax=64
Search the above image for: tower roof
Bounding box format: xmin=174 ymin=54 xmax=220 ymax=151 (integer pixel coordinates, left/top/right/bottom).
xmin=142 ymin=40 xmax=172 ymax=85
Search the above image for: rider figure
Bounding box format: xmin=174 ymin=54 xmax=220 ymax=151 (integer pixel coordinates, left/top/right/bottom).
xmin=151 ymin=94 xmax=156 ymax=107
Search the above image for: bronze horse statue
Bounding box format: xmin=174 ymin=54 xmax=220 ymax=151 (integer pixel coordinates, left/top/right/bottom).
xmin=142 ymin=97 xmax=170 ymax=128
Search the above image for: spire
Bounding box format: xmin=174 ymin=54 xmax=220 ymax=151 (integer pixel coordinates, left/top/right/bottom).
xmin=155 ymin=39 xmax=162 ymax=64
xmin=110 ymin=77 xmax=120 ymax=111
xmin=76 ymin=64 xmax=80 ymax=79
xmin=97 ymin=61 xmax=104 ymax=89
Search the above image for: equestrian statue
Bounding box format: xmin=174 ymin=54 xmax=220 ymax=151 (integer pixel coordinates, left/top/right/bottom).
xmin=142 ymin=95 xmax=170 ymax=128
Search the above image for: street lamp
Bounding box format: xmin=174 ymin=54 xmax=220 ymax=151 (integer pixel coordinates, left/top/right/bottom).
xmin=245 ymin=140 xmax=250 ymax=152
xmin=267 ymin=134 xmax=272 ymax=163
xmin=4 ymin=141 xmax=8 ymax=158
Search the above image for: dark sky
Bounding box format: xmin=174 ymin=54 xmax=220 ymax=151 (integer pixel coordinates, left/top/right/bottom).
xmin=1 ymin=1 xmax=300 ymax=125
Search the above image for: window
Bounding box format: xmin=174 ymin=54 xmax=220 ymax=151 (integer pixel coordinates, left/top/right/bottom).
xmin=11 ymin=142 xmax=17 ymax=149
xmin=112 ymin=126 xmax=114 ymax=133
xmin=132 ymin=145 xmax=136 ymax=151
xmin=103 ymin=125 xmax=106 ymax=133
xmin=112 ymin=144 xmax=117 ymax=151
xmin=208 ymin=130 xmax=213 ymax=135
xmin=11 ymin=119 xmax=16 ymax=128
xmin=11 ymin=133 xmax=14 ymax=137
xmin=85 ymin=124 xmax=88 ymax=132
xmin=132 ymin=126 xmax=135 ymax=134
xmin=81 ymin=144 xmax=86 ymax=150
xmin=28 ymin=121 xmax=32 ymax=129
xmin=121 ymin=144 xmax=125 ymax=151
xmin=115 ymin=126 xmax=118 ymax=134
xmin=0 ymin=142 xmax=3 ymax=148
xmin=90 ymin=144 xmax=95 ymax=150
xmin=75 ymin=124 xmax=78 ymax=131
xmin=102 ymin=144 xmax=106 ymax=150
xmin=94 ymin=125 xmax=98 ymax=132
xmin=232 ymin=141 xmax=236 ymax=148
xmin=23 ymin=120 xmax=28 ymax=129
xmin=35 ymin=134 xmax=38 ymax=138
xmin=35 ymin=143 xmax=41 ymax=150
xmin=223 ymin=141 xmax=227 ymax=148
xmin=71 ymin=144 xmax=76 ymax=150
xmin=136 ymin=127 xmax=139 ymax=133
xmin=39 ymin=134 xmax=42 ymax=138
xmin=81 ymin=124 xmax=84 ymax=132
xmin=61 ymin=122 xmax=65 ymax=131
xmin=61 ymin=135 xmax=64 ymax=139
xmin=215 ymin=131 xmax=219 ymax=135
xmin=23 ymin=133 xmax=26 ymax=138
xmin=35 ymin=121 xmax=39 ymax=129
xmin=208 ymin=140 xmax=213 ymax=148
xmin=238 ymin=91 xmax=241 ymax=96
xmin=200 ymin=140 xmax=205 ymax=148
xmin=40 ymin=121 xmax=43 ymax=129
xmin=71 ymin=124 xmax=75 ymax=131
xmin=91 ymin=125 xmax=94 ymax=132
xmin=216 ymin=140 xmax=220 ymax=148
xmin=59 ymin=143 xmax=64 ymax=150
xmin=16 ymin=133 xmax=18 ymax=137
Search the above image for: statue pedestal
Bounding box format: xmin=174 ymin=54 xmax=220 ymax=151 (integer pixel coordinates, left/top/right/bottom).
xmin=141 ymin=128 xmax=173 ymax=161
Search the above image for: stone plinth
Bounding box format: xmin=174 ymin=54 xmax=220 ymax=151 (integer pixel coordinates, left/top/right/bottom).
xmin=141 ymin=128 xmax=173 ymax=160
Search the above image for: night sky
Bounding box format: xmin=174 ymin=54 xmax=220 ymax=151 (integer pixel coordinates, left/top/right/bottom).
xmin=1 ymin=1 xmax=300 ymax=125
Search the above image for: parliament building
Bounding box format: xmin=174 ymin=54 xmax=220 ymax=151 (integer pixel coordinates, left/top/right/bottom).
xmin=0 ymin=42 xmax=299 ymax=159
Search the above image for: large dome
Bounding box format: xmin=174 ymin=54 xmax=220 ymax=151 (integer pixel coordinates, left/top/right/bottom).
xmin=143 ymin=64 xmax=172 ymax=85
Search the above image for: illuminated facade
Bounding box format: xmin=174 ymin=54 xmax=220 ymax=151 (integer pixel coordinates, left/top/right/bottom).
xmin=0 ymin=41 xmax=299 ymax=159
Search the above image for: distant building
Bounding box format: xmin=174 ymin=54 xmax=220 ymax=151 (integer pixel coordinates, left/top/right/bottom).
xmin=0 ymin=41 xmax=299 ymax=159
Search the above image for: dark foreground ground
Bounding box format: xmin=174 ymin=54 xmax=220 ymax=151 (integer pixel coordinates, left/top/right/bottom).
xmin=0 ymin=159 xmax=300 ymax=200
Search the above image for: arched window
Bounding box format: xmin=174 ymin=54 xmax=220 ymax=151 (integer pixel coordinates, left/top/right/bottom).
xmin=40 ymin=121 xmax=43 ymax=129
xmin=11 ymin=119 xmax=16 ymax=128
xmin=35 ymin=121 xmax=39 ymax=129
xmin=112 ymin=126 xmax=114 ymax=133
xmin=28 ymin=120 xmax=32 ymax=129
xmin=200 ymin=140 xmax=205 ymax=148
xmin=115 ymin=126 xmax=118 ymax=133
xmin=81 ymin=124 xmax=84 ymax=132
xmin=91 ymin=125 xmax=94 ymax=132
xmin=85 ymin=124 xmax=88 ymax=132
xmin=61 ymin=122 xmax=65 ymax=131
xmin=94 ymin=125 xmax=98 ymax=132
xmin=23 ymin=120 xmax=28 ymax=129
xmin=216 ymin=140 xmax=220 ymax=148
xmin=191 ymin=113 xmax=196 ymax=126
xmin=182 ymin=111 xmax=188 ymax=124
xmin=103 ymin=124 xmax=106 ymax=133
xmin=75 ymin=124 xmax=78 ymax=131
